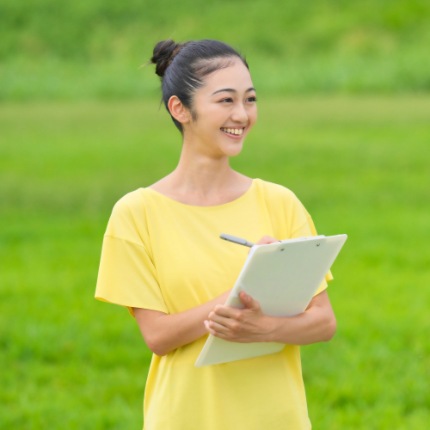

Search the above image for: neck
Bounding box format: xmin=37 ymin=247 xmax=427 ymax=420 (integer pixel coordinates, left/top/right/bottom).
xmin=150 ymin=147 xmax=251 ymax=206
xmin=172 ymin=152 xmax=238 ymax=198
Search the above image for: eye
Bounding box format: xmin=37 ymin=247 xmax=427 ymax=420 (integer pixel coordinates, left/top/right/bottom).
xmin=220 ymin=97 xmax=234 ymax=103
xmin=246 ymin=96 xmax=258 ymax=103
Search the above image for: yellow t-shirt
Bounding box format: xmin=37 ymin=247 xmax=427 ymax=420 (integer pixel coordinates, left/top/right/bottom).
xmin=95 ymin=178 xmax=330 ymax=430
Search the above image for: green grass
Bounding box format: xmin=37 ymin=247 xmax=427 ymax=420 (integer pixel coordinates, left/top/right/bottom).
xmin=1 ymin=96 xmax=430 ymax=428
xmin=1 ymin=0 xmax=430 ymax=99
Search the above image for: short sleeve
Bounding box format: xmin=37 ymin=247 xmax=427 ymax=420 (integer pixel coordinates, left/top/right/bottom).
xmin=258 ymin=180 xmax=333 ymax=294
xmin=290 ymin=199 xmax=333 ymax=294
xmin=95 ymin=195 xmax=168 ymax=313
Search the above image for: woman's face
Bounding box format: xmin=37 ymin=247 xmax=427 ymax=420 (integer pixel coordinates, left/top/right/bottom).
xmin=183 ymin=58 xmax=258 ymax=159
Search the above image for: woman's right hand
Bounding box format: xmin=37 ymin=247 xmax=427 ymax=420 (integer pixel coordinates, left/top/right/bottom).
xmin=255 ymin=235 xmax=279 ymax=245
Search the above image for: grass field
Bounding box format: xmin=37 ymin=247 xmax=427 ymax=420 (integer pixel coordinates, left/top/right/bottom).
xmin=1 ymin=0 xmax=430 ymax=99
xmin=1 ymin=96 xmax=430 ymax=429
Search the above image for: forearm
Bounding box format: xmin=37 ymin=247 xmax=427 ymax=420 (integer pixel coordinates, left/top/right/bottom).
xmin=133 ymin=291 xmax=229 ymax=356
xmin=266 ymin=297 xmax=337 ymax=345
xmin=207 ymin=290 xmax=336 ymax=345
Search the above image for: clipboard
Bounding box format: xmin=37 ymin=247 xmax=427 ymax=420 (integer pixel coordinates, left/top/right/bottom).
xmin=195 ymin=234 xmax=347 ymax=367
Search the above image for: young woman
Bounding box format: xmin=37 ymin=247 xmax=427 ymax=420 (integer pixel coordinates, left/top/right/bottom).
xmin=95 ymin=39 xmax=336 ymax=430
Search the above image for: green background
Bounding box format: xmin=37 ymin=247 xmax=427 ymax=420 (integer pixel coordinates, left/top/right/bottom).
xmin=1 ymin=1 xmax=429 ymax=428
xmin=1 ymin=0 xmax=430 ymax=99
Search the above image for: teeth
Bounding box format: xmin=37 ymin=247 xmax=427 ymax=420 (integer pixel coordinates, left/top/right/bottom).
xmin=222 ymin=128 xmax=244 ymax=136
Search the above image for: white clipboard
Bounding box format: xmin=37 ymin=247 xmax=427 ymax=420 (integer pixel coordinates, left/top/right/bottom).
xmin=195 ymin=234 xmax=347 ymax=367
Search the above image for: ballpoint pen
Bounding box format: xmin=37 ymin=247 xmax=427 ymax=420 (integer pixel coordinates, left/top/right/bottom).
xmin=220 ymin=233 xmax=255 ymax=248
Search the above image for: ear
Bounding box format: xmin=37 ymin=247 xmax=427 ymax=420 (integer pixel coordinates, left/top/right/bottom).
xmin=167 ymin=96 xmax=191 ymax=125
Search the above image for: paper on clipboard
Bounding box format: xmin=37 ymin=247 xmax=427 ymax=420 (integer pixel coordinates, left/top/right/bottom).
xmin=195 ymin=234 xmax=347 ymax=367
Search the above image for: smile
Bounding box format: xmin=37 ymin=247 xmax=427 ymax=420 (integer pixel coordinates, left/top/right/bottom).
xmin=221 ymin=127 xmax=244 ymax=136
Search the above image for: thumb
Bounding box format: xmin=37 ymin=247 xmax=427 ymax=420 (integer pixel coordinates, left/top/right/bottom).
xmin=239 ymin=291 xmax=259 ymax=310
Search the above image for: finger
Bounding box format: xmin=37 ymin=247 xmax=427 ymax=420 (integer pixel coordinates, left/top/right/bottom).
xmin=256 ymin=235 xmax=279 ymax=245
xmin=206 ymin=319 xmax=233 ymax=336
xmin=209 ymin=311 xmax=237 ymax=330
xmin=204 ymin=320 xmax=219 ymax=336
xmin=211 ymin=305 xmax=241 ymax=319
xmin=204 ymin=320 xmax=213 ymax=333
xmin=238 ymin=291 xmax=260 ymax=310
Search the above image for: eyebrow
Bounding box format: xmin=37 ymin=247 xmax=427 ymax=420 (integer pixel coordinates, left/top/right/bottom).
xmin=212 ymin=87 xmax=256 ymax=95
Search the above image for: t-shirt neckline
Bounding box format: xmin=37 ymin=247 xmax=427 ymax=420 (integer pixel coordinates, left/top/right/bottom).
xmin=144 ymin=179 xmax=258 ymax=209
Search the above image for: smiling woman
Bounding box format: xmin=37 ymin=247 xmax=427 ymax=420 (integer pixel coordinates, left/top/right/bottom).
xmin=151 ymin=39 xmax=253 ymax=133
xmin=174 ymin=56 xmax=257 ymax=161
xmin=95 ymin=39 xmax=336 ymax=430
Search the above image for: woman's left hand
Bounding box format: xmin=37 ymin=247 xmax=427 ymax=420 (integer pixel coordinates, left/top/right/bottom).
xmin=204 ymin=291 xmax=272 ymax=342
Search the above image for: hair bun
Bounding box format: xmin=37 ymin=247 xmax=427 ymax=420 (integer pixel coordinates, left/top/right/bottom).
xmin=151 ymin=40 xmax=183 ymax=77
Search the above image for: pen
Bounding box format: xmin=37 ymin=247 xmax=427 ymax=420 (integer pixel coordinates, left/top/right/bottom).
xmin=220 ymin=233 xmax=255 ymax=248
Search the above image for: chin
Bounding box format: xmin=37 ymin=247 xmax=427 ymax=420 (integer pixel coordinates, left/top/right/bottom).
xmin=225 ymin=145 xmax=244 ymax=157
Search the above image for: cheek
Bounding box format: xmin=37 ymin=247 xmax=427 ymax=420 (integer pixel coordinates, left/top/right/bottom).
xmin=249 ymin=108 xmax=258 ymax=126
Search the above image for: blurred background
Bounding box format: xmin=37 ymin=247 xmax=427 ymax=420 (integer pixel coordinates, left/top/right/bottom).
xmin=1 ymin=0 xmax=430 ymax=99
xmin=1 ymin=0 xmax=429 ymax=428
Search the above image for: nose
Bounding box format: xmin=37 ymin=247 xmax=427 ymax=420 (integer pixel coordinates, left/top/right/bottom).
xmin=231 ymin=102 xmax=249 ymax=123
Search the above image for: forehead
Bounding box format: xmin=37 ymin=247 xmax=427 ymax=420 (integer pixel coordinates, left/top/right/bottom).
xmin=198 ymin=58 xmax=254 ymax=94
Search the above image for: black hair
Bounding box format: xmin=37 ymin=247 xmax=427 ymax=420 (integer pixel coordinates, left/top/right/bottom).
xmin=150 ymin=39 xmax=249 ymax=132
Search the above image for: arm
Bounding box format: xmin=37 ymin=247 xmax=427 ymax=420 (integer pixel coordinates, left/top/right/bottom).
xmin=205 ymin=234 xmax=336 ymax=345
xmin=205 ymin=289 xmax=336 ymax=345
xmin=133 ymin=290 xmax=230 ymax=356
xmin=132 ymin=236 xmax=277 ymax=355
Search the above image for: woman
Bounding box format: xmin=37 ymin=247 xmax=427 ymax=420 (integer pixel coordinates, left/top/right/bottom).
xmin=95 ymin=39 xmax=336 ymax=430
